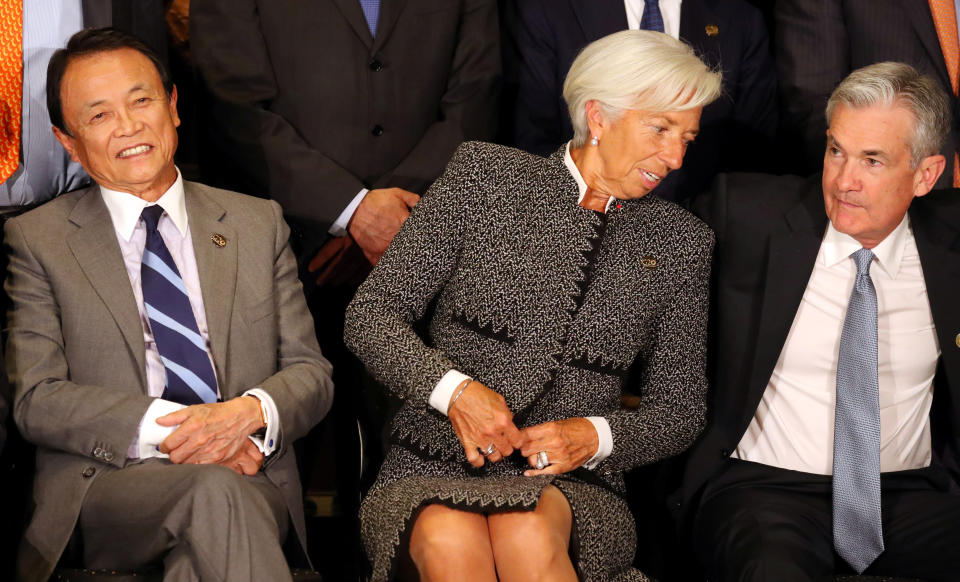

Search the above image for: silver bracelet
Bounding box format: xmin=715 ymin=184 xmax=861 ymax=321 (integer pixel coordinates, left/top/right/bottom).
xmin=448 ymin=378 xmax=473 ymax=412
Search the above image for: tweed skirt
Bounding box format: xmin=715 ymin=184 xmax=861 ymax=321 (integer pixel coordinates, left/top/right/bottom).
xmin=360 ymin=446 xmax=650 ymax=582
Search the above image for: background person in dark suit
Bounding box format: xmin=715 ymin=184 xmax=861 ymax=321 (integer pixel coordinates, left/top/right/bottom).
xmin=505 ymin=0 xmax=777 ymax=202
xmin=777 ymin=0 xmax=960 ymax=189
xmin=681 ymin=62 xmax=960 ymax=581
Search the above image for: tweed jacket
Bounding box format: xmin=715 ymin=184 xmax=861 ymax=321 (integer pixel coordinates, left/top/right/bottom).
xmin=345 ymin=141 xmax=712 ymax=493
xmin=6 ymin=182 xmax=334 ymax=581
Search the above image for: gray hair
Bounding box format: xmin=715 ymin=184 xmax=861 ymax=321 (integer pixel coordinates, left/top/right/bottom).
xmin=826 ymin=62 xmax=950 ymax=168
xmin=562 ymin=30 xmax=723 ymax=148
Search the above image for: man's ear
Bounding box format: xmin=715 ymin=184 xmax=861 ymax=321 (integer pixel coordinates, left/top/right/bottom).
xmin=169 ymin=84 xmax=181 ymax=129
xmin=913 ymin=153 xmax=946 ymax=198
xmin=52 ymin=126 xmax=80 ymax=163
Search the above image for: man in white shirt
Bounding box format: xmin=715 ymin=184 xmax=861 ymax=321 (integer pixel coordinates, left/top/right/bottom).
xmin=6 ymin=28 xmax=333 ymax=582
xmin=681 ymin=62 xmax=960 ymax=581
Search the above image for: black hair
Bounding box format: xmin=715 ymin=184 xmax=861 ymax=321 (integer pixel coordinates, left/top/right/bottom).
xmin=46 ymin=27 xmax=173 ymax=135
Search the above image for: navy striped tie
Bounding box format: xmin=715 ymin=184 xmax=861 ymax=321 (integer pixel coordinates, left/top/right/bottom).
xmin=640 ymin=0 xmax=665 ymax=32
xmin=140 ymin=205 xmax=218 ymax=405
xmin=359 ymin=0 xmax=380 ymax=36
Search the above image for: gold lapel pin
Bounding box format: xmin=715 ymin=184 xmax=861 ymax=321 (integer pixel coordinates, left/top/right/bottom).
xmin=955 ymin=333 xmax=960 ymax=348
xmin=641 ymin=256 xmax=658 ymax=269
xmin=705 ymin=24 xmax=719 ymax=37
xmin=211 ymin=233 xmax=227 ymax=248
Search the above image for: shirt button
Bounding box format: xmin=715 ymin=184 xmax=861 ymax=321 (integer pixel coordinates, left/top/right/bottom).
xmin=368 ymin=59 xmax=383 ymax=72
xmin=82 ymin=467 xmax=96 ymax=478
xmin=371 ymin=124 xmax=384 ymax=137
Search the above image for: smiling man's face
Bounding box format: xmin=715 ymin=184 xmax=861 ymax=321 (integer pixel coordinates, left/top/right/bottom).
xmin=822 ymin=102 xmax=933 ymax=249
xmin=53 ymin=48 xmax=180 ymax=201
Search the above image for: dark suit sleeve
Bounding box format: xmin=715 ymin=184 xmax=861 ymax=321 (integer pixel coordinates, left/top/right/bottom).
xmin=5 ymin=218 xmax=151 ymax=467
xmin=509 ymin=0 xmax=567 ymax=155
xmin=190 ymin=0 xmax=365 ymax=231
xmin=776 ymin=0 xmax=848 ymax=174
xmin=256 ymin=200 xmax=334 ymax=447
xmin=374 ymin=0 xmax=501 ymax=191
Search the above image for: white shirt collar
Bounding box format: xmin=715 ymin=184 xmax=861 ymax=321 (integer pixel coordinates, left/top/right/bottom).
xmin=564 ymin=142 xmax=616 ymax=213
xmin=822 ymin=213 xmax=911 ymax=279
xmin=100 ymin=168 xmax=189 ymax=242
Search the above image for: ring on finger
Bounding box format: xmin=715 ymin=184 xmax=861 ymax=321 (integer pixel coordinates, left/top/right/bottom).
xmin=481 ymin=443 xmax=496 ymax=456
xmin=536 ymin=450 xmax=549 ymax=470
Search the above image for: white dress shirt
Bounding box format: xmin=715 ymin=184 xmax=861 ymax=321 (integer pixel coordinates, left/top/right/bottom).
xmin=0 ymin=0 xmax=89 ymax=207
xmin=625 ymin=0 xmax=683 ymax=39
xmin=427 ymin=143 xmax=615 ymax=469
xmin=100 ymin=170 xmax=280 ymax=460
xmin=733 ymin=217 xmax=939 ymax=474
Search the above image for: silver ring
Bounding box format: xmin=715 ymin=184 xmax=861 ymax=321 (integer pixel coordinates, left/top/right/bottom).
xmin=536 ymin=451 xmax=549 ymax=470
xmin=481 ymin=443 xmax=496 ymax=456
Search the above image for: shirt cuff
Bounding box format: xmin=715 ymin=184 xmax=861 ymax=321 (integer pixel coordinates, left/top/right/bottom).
xmin=135 ymin=398 xmax=188 ymax=460
xmin=429 ymin=369 xmax=471 ymax=415
xmin=244 ymin=388 xmax=280 ymax=456
xmin=582 ymin=416 xmax=613 ymax=470
xmin=328 ymin=188 xmax=370 ymax=236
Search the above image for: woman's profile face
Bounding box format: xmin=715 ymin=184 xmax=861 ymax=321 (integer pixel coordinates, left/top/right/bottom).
xmin=594 ymin=106 xmax=702 ymax=199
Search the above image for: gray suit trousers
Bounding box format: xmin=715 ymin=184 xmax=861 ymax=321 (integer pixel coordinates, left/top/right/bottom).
xmin=78 ymin=459 xmax=291 ymax=582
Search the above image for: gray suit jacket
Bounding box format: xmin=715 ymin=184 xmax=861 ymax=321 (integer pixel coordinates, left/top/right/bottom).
xmin=5 ymin=181 xmax=333 ymax=582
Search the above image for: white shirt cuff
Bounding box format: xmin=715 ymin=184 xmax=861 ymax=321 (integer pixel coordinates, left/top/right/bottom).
xmin=135 ymin=398 xmax=187 ymax=459
xmin=429 ymin=369 xmax=471 ymax=415
xmin=582 ymin=416 xmax=613 ymax=470
xmin=244 ymin=388 xmax=280 ymax=456
xmin=328 ymin=188 xmax=370 ymax=236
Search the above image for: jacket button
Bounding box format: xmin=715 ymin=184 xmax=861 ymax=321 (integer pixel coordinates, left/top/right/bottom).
xmin=368 ymin=59 xmax=383 ymax=72
xmin=103 ymin=452 xmax=114 ymax=462
xmin=720 ymin=448 xmax=729 ymax=458
xmin=371 ymin=124 xmax=384 ymax=137
xmin=93 ymin=447 xmax=103 ymax=458
xmin=82 ymin=467 xmax=96 ymax=478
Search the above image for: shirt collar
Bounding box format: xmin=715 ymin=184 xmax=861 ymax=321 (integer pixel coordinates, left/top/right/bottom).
xmin=564 ymin=142 xmax=616 ymax=213
xmin=822 ymin=213 xmax=911 ymax=278
xmin=100 ymin=168 xmax=189 ymax=242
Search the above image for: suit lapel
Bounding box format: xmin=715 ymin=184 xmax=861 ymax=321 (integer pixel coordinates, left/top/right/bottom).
xmin=333 ymin=0 xmax=375 ymax=49
xmin=372 ymin=0 xmax=408 ymax=52
xmin=82 ymin=0 xmax=112 ymax=27
xmin=744 ymin=184 xmax=828 ymax=425
xmin=185 ymin=184 xmax=238 ymax=396
xmin=911 ymin=199 xmax=960 ymax=395
xmin=570 ymin=0 xmax=628 ymax=41
xmin=905 ymin=0 xmax=952 ymax=90
xmin=66 ymin=187 xmax=147 ymax=390
xmin=679 ymin=0 xmax=721 ymax=64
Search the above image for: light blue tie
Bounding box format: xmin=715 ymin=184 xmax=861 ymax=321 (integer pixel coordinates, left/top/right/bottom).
xmin=140 ymin=205 xmax=218 ymax=406
xmin=833 ymin=248 xmax=884 ymax=573
xmin=359 ymin=0 xmax=380 ymax=37
xmin=639 ymin=0 xmax=665 ymax=32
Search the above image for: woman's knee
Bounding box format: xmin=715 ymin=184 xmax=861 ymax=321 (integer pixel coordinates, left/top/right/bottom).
xmin=408 ymin=504 xmax=492 ymax=571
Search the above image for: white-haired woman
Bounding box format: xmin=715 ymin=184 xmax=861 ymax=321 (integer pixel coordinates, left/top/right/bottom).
xmin=345 ymin=30 xmax=722 ymax=582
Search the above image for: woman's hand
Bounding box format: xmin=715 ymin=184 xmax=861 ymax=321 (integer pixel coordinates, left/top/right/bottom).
xmin=448 ymin=380 xmax=525 ymax=467
xmin=520 ymin=418 xmax=599 ymax=476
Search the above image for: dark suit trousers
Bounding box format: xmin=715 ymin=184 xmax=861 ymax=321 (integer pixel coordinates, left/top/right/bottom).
xmin=78 ymin=459 xmax=290 ymax=582
xmin=693 ymin=459 xmax=960 ymax=582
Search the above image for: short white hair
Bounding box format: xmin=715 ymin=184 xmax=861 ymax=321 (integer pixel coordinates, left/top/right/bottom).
xmin=826 ymin=61 xmax=950 ymax=168
xmin=562 ymin=30 xmax=723 ymax=148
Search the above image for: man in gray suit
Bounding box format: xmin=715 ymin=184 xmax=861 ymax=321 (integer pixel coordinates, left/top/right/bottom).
xmin=6 ymin=28 xmax=333 ymax=582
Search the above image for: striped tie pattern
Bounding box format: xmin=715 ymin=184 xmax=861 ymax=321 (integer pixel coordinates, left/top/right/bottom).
xmin=140 ymin=205 xmax=218 ymax=405
xmin=359 ymin=0 xmax=380 ymax=36
xmin=929 ymin=0 xmax=960 ymax=186
xmin=640 ymin=0 xmax=665 ymax=32
xmin=0 ymin=0 xmax=23 ymax=182
xmin=832 ymin=248 xmax=884 ymax=573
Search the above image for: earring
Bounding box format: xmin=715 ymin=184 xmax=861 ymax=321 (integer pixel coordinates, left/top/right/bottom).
xmin=590 ymin=136 xmax=599 ymax=146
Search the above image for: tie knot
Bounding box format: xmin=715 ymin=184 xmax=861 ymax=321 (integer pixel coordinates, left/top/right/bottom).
xmin=141 ymin=205 xmax=165 ymax=232
xmin=852 ymin=248 xmax=875 ymax=277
